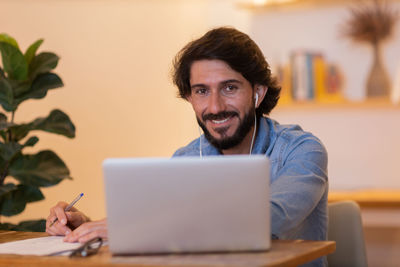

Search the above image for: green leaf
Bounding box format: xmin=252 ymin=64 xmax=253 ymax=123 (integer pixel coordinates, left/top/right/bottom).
xmin=0 ymin=142 xmax=22 ymax=161
xmin=0 ymin=185 xmax=24 ymax=216
xmin=6 ymin=109 xmax=74 ymax=142
xmin=0 ymin=139 xmax=36 ymax=178
xmin=0 ymin=142 xmax=21 ymax=178
xmin=24 ymin=39 xmax=43 ymax=66
xmin=9 ymin=150 xmax=71 ymax=187
xmin=0 ymin=77 xmax=14 ymax=111
xmin=0 ymin=113 xmax=11 ymax=141
xmin=11 ymin=80 xmax=31 ymax=98
xmin=32 ymin=109 xmax=75 ymax=138
xmin=0 ymin=113 xmax=12 ymax=141
xmin=0 ymin=183 xmax=44 ymax=216
xmin=16 ymin=219 xmax=46 ymax=232
xmin=0 ymin=219 xmax=46 ymax=232
xmin=0 ymin=112 xmax=7 ymax=123
xmin=29 ymin=52 xmax=59 ymax=80
xmin=23 ymin=136 xmax=39 ymax=147
xmin=0 ymin=34 xmax=19 ymax=48
xmin=0 ymin=42 xmax=28 ymax=81
xmin=19 ymin=184 xmax=44 ymax=202
xmin=0 ymin=67 xmax=5 ymax=78
xmin=8 ymin=123 xmax=30 ymax=142
xmin=0 ymin=183 xmax=16 ymax=196
xmin=0 ymin=132 xmax=6 ymax=142
xmin=14 ymin=73 xmax=63 ymax=107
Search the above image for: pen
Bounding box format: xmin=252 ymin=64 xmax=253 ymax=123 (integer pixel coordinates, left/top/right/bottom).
xmin=49 ymin=193 xmax=84 ymax=227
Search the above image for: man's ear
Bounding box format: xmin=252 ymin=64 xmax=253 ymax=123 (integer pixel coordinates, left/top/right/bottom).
xmin=254 ymin=85 xmax=268 ymax=108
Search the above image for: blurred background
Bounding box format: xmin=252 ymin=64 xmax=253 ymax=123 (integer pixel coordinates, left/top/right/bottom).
xmin=1 ymin=0 xmax=400 ymax=266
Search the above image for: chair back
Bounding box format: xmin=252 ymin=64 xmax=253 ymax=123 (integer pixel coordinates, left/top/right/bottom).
xmin=327 ymin=200 xmax=368 ymax=267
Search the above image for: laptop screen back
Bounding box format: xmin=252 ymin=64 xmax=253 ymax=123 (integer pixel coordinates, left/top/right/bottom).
xmin=103 ymin=155 xmax=270 ymax=255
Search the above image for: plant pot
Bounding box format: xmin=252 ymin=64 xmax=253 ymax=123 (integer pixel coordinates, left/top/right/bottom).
xmin=366 ymin=43 xmax=391 ymax=98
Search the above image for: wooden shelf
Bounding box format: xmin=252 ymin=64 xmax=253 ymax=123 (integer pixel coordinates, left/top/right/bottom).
xmin=273 ymin=98 xmax=400 ymax=111
xmin=237 ymin=0 xmax=400 ymax=11
xmin=329 ymin=190 xmax=400 ymax=208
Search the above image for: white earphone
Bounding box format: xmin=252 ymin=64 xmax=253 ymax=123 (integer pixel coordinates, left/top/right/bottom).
xmin=255 ymin=93 xmax=259 ymax=106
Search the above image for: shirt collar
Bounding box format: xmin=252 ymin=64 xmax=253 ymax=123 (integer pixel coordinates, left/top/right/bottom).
xmin=251 ymin=116 xmax=271 ymax=155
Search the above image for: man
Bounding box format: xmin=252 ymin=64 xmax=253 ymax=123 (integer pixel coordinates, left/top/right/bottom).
xmin=47 ymin=27 xmax=328 ymax=266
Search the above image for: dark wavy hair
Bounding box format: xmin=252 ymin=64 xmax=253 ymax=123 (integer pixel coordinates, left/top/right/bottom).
xmin=172 ymin=27 xmax=281 ymax=115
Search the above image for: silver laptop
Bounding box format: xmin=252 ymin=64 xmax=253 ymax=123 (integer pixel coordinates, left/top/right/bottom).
xmin=103 ymin=155 xmax=270 ymax=255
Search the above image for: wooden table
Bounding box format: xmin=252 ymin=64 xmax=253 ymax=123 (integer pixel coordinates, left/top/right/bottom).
xmin=0 ymin=231 xmax=335 ymax=267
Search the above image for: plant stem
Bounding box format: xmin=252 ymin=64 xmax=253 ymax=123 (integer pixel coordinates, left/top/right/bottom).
xmin=1 ymin=112 xmax=14 ymax=185
xmin=6 ymin=111 xmax=15 ymax=143
xmin=0 ymin=162 xmax=9 ymax=186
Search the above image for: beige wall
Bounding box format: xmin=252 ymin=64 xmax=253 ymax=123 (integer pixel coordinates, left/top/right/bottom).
xmin=0 ymin=0 xmax=249 ymax=223
xmin=272 ymin=107 xmax=400 ymax=190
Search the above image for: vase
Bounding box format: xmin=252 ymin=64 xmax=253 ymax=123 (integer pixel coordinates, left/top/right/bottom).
xmin=366 ymin=42 xmax=391 ymax=98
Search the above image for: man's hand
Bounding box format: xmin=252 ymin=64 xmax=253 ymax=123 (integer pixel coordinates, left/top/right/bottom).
xmin=46 ymin=201 xmax=90 ymax=237
xmin=63 ymin=219 xmax=108 ymax=243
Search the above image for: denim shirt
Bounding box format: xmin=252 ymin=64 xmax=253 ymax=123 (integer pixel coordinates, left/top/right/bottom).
xmin=173 ymin=117 xmax=328 ymax=267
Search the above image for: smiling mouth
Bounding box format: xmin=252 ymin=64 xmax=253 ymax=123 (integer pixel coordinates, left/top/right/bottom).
xmin=203 ymin=111 xmax=238 ymax=127
xmin=212 ymin=117 xmax=230 ymax=124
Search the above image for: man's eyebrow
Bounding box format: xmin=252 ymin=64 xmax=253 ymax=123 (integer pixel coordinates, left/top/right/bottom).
xmin=191 ymin=83 xmax=208 ymax=89
xmin=220 ymin=79 xmax=243 ymax=85
xmin=191 ymin=79 xmax=243 ymax=89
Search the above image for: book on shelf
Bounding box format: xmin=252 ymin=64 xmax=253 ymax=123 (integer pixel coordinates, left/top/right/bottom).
xmin=278 ymin=50 xmax=343 ymax=104
xmin=276 ymin=62 xmax=292 ymax=105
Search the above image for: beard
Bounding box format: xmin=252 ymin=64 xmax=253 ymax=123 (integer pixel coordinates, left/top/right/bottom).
xmin=197 ymin=107 xmax=255 ymax=151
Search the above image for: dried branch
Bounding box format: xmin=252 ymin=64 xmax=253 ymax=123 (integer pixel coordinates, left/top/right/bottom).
xmin=341 ymin=0 xmax=399 ymax=45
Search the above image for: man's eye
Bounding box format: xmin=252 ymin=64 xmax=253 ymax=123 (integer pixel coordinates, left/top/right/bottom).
xmin=195 ymin=88 xmax=207 ymax=95
xmin=224 ymin=84 xmax=237 ymax=92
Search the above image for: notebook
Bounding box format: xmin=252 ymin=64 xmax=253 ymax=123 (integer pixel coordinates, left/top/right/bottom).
xmin=103 ymin=155 xmax=270 ymax=255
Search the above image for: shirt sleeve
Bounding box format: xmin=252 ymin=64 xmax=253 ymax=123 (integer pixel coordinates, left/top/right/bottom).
xmin=270 ymin=134 xmax=328 ymax=238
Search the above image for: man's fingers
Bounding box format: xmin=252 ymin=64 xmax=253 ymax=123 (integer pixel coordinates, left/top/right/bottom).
xmin=46 ymin=227 xmax=56 ymax=236
xmin=46 ymin=201 xmax=85 ymax=237
xmin=64 ymin=224 xmax=91 ymax=242
xmin=46 ymin=214 xmax=59 ymax=234
xmin=54 ymin=203 xmax=68 ymax=225
xmin=65 ymin=211 xmax=80 ymax=224
xmin=64 ymin=220 xmax=107 ymax=243
xmin=55 ymin=222 xmax=71 ymax=235
xmin=77 ymin=230 xmax=102 ymax=243
xmin=46 ymin=215 xmax=56 ymax=227
xmin=50 ymin=220 xmax=71 ymax=235
xmin=46 ymin=204 xmax=72 ymax=236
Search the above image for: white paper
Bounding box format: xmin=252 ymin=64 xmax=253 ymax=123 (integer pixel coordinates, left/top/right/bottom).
xmin=0 ymin=236 xmax=82 ymax=256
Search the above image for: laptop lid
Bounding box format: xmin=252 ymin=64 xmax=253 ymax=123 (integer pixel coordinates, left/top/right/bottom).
xmin=103 ymin=155 xmax=270 ymax=255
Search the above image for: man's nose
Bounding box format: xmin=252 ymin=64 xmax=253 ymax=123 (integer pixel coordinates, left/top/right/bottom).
xmin=207 ymin=91 xmax=225 ymax=114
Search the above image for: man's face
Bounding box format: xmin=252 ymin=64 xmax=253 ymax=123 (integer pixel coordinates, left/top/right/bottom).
xmin=188 ymin=59 xmax=256 ymax=150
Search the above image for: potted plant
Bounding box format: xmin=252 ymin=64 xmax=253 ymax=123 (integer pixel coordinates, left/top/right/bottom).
xmin=0 ymin=33 xmax=75 ymax=231
xmin=341 ymin=0 xmax=399 ymax=98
